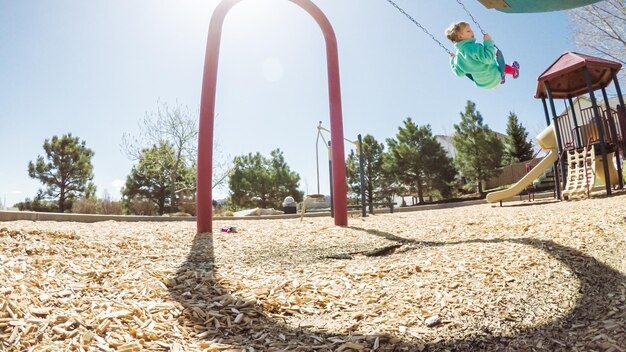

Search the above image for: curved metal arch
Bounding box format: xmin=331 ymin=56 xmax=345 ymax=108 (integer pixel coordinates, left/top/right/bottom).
xmin=196 ymin=0 xmax=348 ymax=233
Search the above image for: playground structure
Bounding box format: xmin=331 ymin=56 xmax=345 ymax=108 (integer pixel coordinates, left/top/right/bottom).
xmin=487 ymin=52 xmax=625 ymax=203
xmin=196 ymin=1 xmax=608 ymax=233
xmin=536 ymin=52 xmax=625 ymax=198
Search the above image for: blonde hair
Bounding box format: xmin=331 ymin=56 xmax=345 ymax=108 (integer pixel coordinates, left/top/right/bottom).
xmin=445 ymin=21 xmax=469 ymax=43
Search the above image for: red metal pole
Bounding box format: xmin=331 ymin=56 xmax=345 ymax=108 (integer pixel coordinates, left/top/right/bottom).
xmin=290 ymin=0 xmax=348 ymax=226
xmin=197 ymin=0 xmax=242 ymax=234
xmin=197 ymin=0 xmax=348 ymax=233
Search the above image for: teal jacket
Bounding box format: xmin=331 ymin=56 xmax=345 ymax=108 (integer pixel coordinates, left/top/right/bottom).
xmin=450 ymin=39 xmax=501 ymax=89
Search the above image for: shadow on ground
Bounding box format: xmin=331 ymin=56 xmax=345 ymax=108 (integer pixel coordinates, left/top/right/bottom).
xmin=168 ymin=227 xmax=625 ymax=351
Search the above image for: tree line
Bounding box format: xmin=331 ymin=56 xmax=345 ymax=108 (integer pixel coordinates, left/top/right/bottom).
xmin=345 ymin=101 xmax=533 ymax=207
xmin=16 ymin=100 xmax=534 ymax=215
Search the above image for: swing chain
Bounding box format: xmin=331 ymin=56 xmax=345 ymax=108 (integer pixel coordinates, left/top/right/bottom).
xmin=455 ymin=0 xmax=501 ymax=51
xmin=385 ymin=0 xmax=453 ymax=56
xmin=455 ymin=0 xmax=486 ymax=35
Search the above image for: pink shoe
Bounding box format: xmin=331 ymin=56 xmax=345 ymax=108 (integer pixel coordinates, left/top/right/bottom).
xmin=512 ymin=61 xmax=520 ymax=79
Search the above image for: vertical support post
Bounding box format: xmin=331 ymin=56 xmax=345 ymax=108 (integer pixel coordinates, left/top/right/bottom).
xmin=542 ymin=98 xmax=560 ymax=199
xmin=357 ymin=134 xmax=367 ymax=217
xmin=197 ymin=0 xmax=241 ymax=234
xmin=541 ymin=98 xmax=551 ymax=126
xmin=544 ymin=82 xmax=567 ymax=196
xmin=328 ymin=141 xmax=334 ymax=218
xmin=602 ymin=87 xmax=623 ymax=188
xmin=315 ymin=123 xmax=321 ymax=195
xmin=613 ymin=70 xmax=626 ymax=180
xmin=614 ymin=70 xmax=626 ymax=108
xmin=568 ymin=97 xmax=582 ymax=148
xmin=582 ymin=67 xmax=611 ymax=195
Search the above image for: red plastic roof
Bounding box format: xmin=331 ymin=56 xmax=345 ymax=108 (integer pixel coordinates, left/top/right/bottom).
xmin=535 ymin=52 xmax=622 ymax=99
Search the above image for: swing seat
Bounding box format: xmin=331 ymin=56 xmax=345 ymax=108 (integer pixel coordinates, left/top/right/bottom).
xmin=478 ymin=0 xmax=603 ymax=13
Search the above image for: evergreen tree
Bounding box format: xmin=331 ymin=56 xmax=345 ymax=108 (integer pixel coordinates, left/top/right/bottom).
xmin=504 ymin=112 xmax=534 ymax=164
xmin=387 ymin=118 xmax=456 ymax=203
xmin=268 ymin=149 xmax=303 ymax=207
xmin=122 ymin=141 xmax=196 ymax=215
xmin=452 ymin=101 xmax=504 ymax=195
xmin=421 ymin=136 xmax=457 ymax=200
xmin=380 ymin=152 xmax=403 ymax=205
xmin=346 ymin=134 xmax=385 ymax=212
xmin=228 ymin=149 xmax=303 ymax=210
xmin=28 ymin=134 xmax=95 ymax=212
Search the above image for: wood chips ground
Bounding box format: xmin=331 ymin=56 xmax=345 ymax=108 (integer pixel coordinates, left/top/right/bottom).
xmin=1 ymin=195 xmax=625 ymax=351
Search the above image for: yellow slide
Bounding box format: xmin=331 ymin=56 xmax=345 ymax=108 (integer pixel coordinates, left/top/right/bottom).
xmin=486 ymin=125 xmax=557 ymax=203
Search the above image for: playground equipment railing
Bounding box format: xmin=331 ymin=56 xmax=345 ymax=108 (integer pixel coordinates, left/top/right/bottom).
xmin=557 ymin=106 xmax=624 ymax=152
xmin=613 ymin=105 xmax=626 ymax=156
xmin=555 ymin=112 xmax=578 ymax=150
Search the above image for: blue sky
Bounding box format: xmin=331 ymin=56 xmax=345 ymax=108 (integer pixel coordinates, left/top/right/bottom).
xmin=0 ymin=0 xmax=581 ymax=207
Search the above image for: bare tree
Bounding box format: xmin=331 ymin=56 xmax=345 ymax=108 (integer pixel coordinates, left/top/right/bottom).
xmin=568 ymin=0 xmax=626 ymax=79
xmin=211 ymin=138 xmax=231 ymax=193
xmin=121 ymin=100 xmax=230 ymax=212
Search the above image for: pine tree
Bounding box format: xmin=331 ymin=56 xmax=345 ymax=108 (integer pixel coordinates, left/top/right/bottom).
xmin=452 ymin=101 xmax=504 ymax=195
xmin=228 ymin=149 xmax=303 ymax=210
xmin=421 ymin=136 xmax=457 ymax=200
xmin=28 ymin=134 xmax=96 ymax=212
xmin=504 ymin=112 xmax=534 ymax=164
xmin=387 ymin=118 xmax=456 ymax=203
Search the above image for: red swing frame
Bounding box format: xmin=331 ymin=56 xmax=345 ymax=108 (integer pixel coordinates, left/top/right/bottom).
xmin=196 ymin=0 xmax=348 ymax=233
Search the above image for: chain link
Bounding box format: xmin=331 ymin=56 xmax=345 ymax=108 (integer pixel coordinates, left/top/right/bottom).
xmin=385 ymin=0 xmax=453 ymax=56
xmin=455 ymin=0 xmax=486 ymax=35
xmin=386 ymin=0 xmax=501 ymax=56
xmin=455 ymin=0 xmax=501 ymax=52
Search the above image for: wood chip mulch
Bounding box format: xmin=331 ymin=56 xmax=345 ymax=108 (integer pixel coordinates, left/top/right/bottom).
xmin=1 ymin=195 xmax=625 ymax=351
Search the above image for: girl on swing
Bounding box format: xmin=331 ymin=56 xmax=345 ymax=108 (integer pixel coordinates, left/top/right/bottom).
xmin=445 ymin=21 xmax=519 ymax=89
